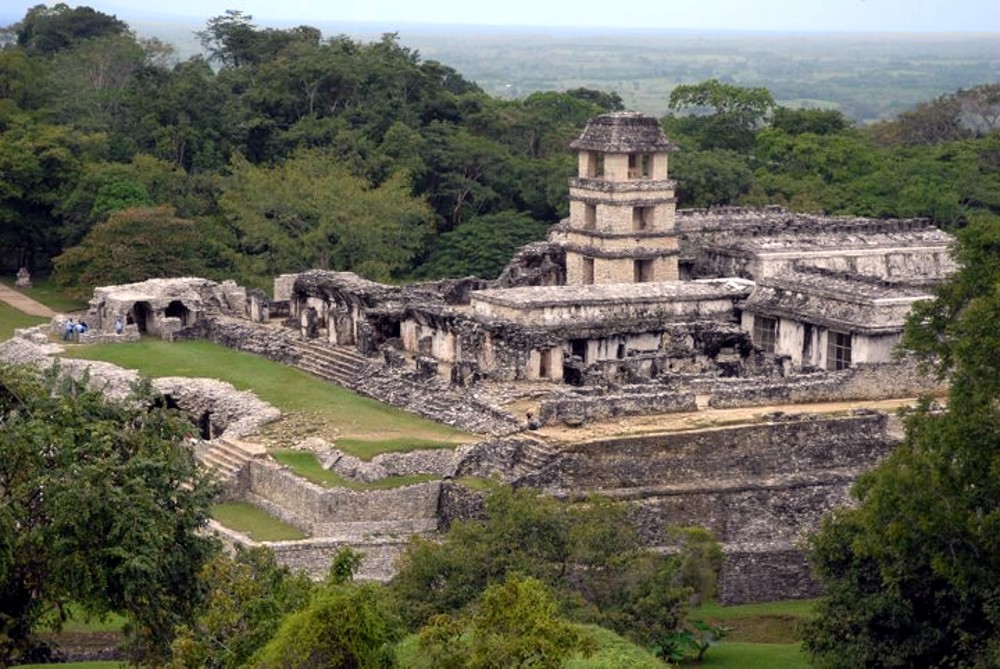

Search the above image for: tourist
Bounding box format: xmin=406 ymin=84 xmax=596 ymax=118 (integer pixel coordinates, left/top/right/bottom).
xmin=114 ymin=317 xmax=123 ymax=335
xmin=63 ymin=318 xmax=74 ymax=341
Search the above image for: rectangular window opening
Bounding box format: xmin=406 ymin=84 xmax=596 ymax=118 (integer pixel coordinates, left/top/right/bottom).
xmin=634 ymin=259 xmax=654 ymax=283
xmin=753 ymin=315 xmax=778 ymax=354
xmin=582 ymin=257 xmax=595 ymax=285
xmin=827 ymin=331 xmax=852 ymax=371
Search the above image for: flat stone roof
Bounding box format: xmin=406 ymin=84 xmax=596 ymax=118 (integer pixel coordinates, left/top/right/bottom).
xmin=677 ymin=206 xmax=953 ymax=251
xmin=760 ymin=271 xmax=933 ymax=302
xmin=471 ymin=279 xmax=753 ymax=309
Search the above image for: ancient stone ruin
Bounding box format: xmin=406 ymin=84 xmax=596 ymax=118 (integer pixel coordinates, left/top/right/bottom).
xmin=3 ymin=111 xmax=956 ymax=602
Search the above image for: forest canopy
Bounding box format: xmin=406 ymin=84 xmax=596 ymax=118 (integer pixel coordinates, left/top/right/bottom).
xmin=0 ymin=5 xmax=997 ymax=297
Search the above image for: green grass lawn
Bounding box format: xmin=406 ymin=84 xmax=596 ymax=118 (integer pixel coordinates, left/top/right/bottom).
xmin=62 ymin=339 xmax=472 ymax=455
xmin=271 ymin=450 xmax=440 ymax=490
xmin=0 ymin=302 xmax=47 ymax=341
xmin=695 ymin=598 xmax=817 ymax=644
xmin=667 ymin=598 xmax=816 ymax=668
xmin=0 ymin=276 xmax=88 ymax=313
xmin=690 ymin=642 xmax=806 ymax=668
xmin=14 ymin=663 xmax=123 ymax=669
xmin=211 ymin=501 xmax=308 ymax=541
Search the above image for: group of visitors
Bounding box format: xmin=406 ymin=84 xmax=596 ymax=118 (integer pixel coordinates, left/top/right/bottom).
xmin=62 ymin=316 xmax=125 ymax=341
xmin=62 ymin=318 xmax=88 ymax=341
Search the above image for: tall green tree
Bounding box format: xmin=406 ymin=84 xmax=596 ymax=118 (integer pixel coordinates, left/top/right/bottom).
xmin=418 ymin=574 xmax=583 ymax=669
xmin=249 ymin=581 xmax=401 ymax=669
xmin=803 ymin=214 xmax=1000 ymax=668
xmin=390 ymin=487 xmax=696 ymax=645
xmin=170 ymin=547 xmax=314 ymax=669
xmin=667 ymin=79 xmax=775 ymax=152
xmin=219 ymin=149 xmax=433 ymax=282
xmin=52 ymin=205 xmax=235 ymax=298
xmin=0 ymin=365 xmax=220 ymax=666
xmin=15 ymin=3 xmax=129 ymax=56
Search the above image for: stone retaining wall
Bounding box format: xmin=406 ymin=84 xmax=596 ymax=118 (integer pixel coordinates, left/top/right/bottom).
xmin=539 ymin=389 xmax=697 ymax=425
xmin=240 ymin=461 xmax=441 ymax=535
xmin=702 ymin=359 xmax=944 ymax=408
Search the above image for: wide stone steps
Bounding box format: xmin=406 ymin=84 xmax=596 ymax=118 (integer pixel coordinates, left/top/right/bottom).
xmin=198 ymin=437 xmax=267 ymax=480
xmin=290 ymin=339 xmax=368 ymax=386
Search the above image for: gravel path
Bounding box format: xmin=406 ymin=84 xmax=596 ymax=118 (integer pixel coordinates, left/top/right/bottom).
xmin=0 ymin=282 xmax=55 ymax=317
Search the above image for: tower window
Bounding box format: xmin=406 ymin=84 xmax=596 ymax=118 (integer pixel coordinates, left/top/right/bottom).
xmin=628 ymin=153 xmax=652 ymax=178
xmin=584 ymin=204 xmax=597 ymax=230
xmin=634 ymin=259 xmax=654 ymax=283
xmin=582 ymin=257 xmax=595 ymax=284
xmin=632 ymin=206 xmax=654 ymax=231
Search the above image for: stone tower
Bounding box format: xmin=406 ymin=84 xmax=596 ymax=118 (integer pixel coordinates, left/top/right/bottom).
xmin=556 ymin=111 xmax=678 ymax=285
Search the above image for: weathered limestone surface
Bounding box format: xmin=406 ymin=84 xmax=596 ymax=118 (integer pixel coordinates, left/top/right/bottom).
xmin=0 ymin=331 xmax=280 ymax=436
xmin=154 ymin=377 xmax=281 ymax=438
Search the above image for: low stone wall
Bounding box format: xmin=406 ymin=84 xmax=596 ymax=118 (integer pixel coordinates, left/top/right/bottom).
xmin=197 ymin=315 xmax=301 ymax=366
xmin=241 ymin=461 xmax=441 ymax=535
xmin=718 ymin=544 xmax=820 ymax=604
xmin=703 ymin=360 xmax=944 ymax=408
xmin=210 ymin=522 xmax=407 ymax=581
xmin=539 ymin=388 xmax=697 ymax=426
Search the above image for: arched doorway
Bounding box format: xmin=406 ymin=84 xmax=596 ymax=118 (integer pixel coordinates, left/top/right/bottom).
xmin=165 ymin=300 xmax=191 ymax=326
xmin=132 ymin=301 xmax=153 ymax=334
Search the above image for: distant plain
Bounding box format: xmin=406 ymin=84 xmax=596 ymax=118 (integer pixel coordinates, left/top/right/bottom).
xmin=129 ymin=19 xmax=1000 ymax=121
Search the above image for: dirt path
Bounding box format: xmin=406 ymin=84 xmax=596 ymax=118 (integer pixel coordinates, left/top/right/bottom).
xmin=537 ymin=396 xmax=925 ymax=445
xmin=0 ymin=282 xmax=55 ymax=317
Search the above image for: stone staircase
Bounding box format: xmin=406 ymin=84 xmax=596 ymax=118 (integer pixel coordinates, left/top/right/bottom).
xmin=286 ymin=334 xmax=523 ymax=436
xmin=198 ymin=436 xmax=268 ymax=480
xmin=512 ymin=433 xmax=561 ymax=480
xmin=290 ymin=338 xmax=369 ymax=386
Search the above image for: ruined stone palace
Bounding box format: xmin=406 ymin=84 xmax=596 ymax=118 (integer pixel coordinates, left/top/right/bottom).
xmin=2 ymin=111 xmax=954 ymax=603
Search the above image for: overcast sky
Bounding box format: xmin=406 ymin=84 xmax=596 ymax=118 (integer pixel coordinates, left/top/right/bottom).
xmin=3 ymin=0 xmax=999 ymax=32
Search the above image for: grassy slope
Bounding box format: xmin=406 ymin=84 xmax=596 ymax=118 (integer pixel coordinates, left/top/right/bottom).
xmin=0 ymin=302 xmax=47 ymax=340
xmin=210 ymin=501 xmax=308 ymax=541
xmin=63 ymin=339 xmax=472 ymax=454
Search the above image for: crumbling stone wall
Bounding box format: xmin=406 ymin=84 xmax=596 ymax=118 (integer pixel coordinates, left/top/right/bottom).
xmin=539 ymin=388 xmax=697 ymax=425
xmin=193 ymin=315 xmax=301 ymax=365
xmin=240 ymin=460 xmax=441 ymax=535
xmin=701 ymin=359 xmax=944 ymax=408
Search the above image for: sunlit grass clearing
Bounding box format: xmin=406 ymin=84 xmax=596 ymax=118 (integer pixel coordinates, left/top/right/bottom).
xmin=62 ymin=339 xmax=471 ymax=445
xmin=211 ymin=502 xmax=308 ymax=541
xmin=0 ymin=303 xmax=46 ymax=341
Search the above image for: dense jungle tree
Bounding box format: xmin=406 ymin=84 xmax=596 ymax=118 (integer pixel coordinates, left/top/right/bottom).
xmin=15 ymin=3 xmax=129 ymax=56
xmin=803 ymin=213 xmax=1000 ymax=668
xmin=412 ymin=210 xmax=551 ymax=279
xmin=0 ymin=365 xmax=220 ymax=666
xmin=390 ymin=487 xmax=699 ymax=651
xmin=169 ymin=547 xmax=314 ymax=669
xmin=667 ymin=78 xmax=775 ymax=152
xmin=218 ymin=149 xmax=433 ymax=285
xmin=249 ymin=581 xmax=401 ymax=669
xmin=417 ymin=574 xmax=583 ymax=669
xmin=52 ymin=205 xmax=235 ymax=298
